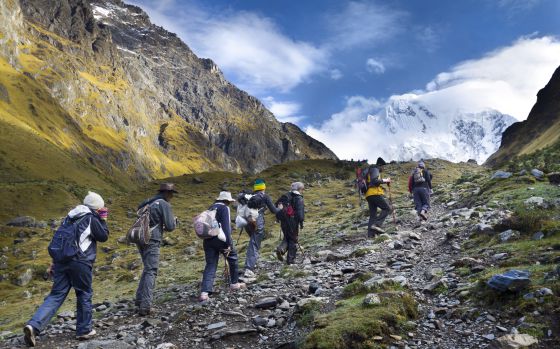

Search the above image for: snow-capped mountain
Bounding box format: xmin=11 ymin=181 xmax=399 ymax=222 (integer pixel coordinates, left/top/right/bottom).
xmin=366 ymin=99 xmax=516 ymax=163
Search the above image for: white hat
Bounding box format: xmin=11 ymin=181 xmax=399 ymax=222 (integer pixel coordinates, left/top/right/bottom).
xmin=216 ymin=191 xmax=235 ymax=202
xmin=83 ymin=191 xmax=104 ymax=210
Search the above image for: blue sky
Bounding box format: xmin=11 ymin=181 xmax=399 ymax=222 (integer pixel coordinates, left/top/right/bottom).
xmin=129 ymin=0 xmax=560 ymax=156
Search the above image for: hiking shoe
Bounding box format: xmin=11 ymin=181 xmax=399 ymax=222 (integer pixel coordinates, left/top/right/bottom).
xmin=138 ymin=308 xmax=151 ymax=316
xmin=23 ymin=325 xmax=36 ymax=347
xmin=199 ymin=292 xmax=209 ymax=302
xmin=76 ymin=329 xmax=97 ymax=341
xmin=419 ymin=210 xmax=428 ymax=221
xmin=275 ymin=248 xmax=284 ymax=261
xmin=243 ymin=269 xmax=255 ymax=278
xmin=230 ymin=282 xmax=247 ymax=291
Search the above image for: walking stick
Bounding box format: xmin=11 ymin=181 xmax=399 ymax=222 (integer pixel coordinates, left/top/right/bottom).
xmin=222 ymin=248 xmax=231 ymax=288
xmin=386 ymin=183 xmax=398 ymax=226
xmin=235 ymin=227 xmax=244 ymax=246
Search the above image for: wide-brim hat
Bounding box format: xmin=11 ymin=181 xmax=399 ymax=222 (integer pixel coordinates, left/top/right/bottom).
xmin=216 ymin=191 xmax=235 ymax=202
xmin=159 ymin=183 xmax=178 ymax=193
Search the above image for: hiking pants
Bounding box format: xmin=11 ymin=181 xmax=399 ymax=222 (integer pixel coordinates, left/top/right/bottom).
xmin=28 ymin=260 xmax=93 ymax=336
xmin=244 ymin=214 xmax=265 ymax=271
xmin=201 ymin=237 xmax=239 ymax=293
xmin=135 ymin=239 xmax=160 ymax=310
xmin=367 ymin=195 xmax=392 ymax=229
xmin=279 ymin=219 xmax=299 ymax=264
xmin=413 ymin=187 xmax=430 ymax=213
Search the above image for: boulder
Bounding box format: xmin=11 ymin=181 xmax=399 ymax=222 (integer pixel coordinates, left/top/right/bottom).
xmin=490 ymin=334 xmax=538 ymax=348
xmin=499 ymin=229 xmax=520 ymax=242
xmin=530 ymin=169 xmax=544 ymax=178
xmin=7 ymin=216 xmax=36 ymax=227
xmin=547 ymin=172 xmax=560 ymax=185
xmin=487 ymin=270 xmax=530 ymax=292
xmin=12 ymin=268 xmax=33 ymax=286
xmin=524 ymin=197 xmax=547 ymax=209
xmin=491 ymin=171 xmax=512 ymax=179
xmin=363 ymin=293 xmax=381 ymax=306
xmin=255 ymin=297 xmax=278 ymax=309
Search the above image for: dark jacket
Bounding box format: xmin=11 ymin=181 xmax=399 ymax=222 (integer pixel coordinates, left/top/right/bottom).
xmin=138 ymin=194 xmax=176 ymax=241
xmin=66 ymin=205 xmax=109 ymax=264
xmin=291 ymin=191 xmax=305 ymax=224
xmin=210 ymin=202 xmax=233 ymax=247
xmin=252 ymin=191 xmax=280 ymax=231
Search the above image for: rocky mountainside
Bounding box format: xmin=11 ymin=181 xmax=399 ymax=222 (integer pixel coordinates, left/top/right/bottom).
xmin=366 ymin=99 xmax=515 ymax=164
xmin=1 ymin=159 xmax=558 ymax=348
xmin=0 ymin=0 xmax=336 ymax=184
xmin=486 ymin=65 xmax=560 ymax=167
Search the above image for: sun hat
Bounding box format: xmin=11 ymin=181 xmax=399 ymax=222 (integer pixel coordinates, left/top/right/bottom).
xmin=216 ymin=191 xmax=235 ymax=202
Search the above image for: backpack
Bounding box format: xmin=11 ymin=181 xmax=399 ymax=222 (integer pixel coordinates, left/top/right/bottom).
xmin=276 ymin=192 xmax=297 ymax=220
xmin=357 ymin=166 xmax=377 ymax=194
xmin=48 ymin=214 xmax=91 ymax=263
xmin=247 ymin=192 xmax=265 ymax=209
xmin=412 ymin=167 xmax=426 ymax=183
xmin=235 ymin=193 xmax=258 ymax=229
xmin=126 ymin=203 xmax=156 ymax=246
xmin=193 ymin=208 xmax=222 ymax=239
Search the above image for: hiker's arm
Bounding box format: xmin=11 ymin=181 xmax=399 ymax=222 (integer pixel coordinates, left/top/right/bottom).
xmin=265 ymin=195 xmax=280 ymax=214
xmin=160 ymin=201 xmax=176 ymax=232
xmin=90 ymin=216 xmax=109 ymax=242
xmin=217 ymin=206 xmax=233 ymax=246
xmin=296 ymin=196 xmax=305 ymax=224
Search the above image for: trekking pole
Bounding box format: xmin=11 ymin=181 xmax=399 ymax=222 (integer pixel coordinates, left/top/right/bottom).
xmin=235 ymin=227 xmax=244 ymax=246
xmin=223 ymin=249 xmax=231 ymax=288
xmin=387 ymin=183 xmax=398 ymax=226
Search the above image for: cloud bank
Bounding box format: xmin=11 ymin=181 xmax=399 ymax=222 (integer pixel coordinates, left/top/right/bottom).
xmin=307 ymin=36 xmax=560 ymax=161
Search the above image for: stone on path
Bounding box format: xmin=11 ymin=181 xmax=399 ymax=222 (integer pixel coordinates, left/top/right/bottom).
xmin=254 ymin=297 xmax=278 ymax=309
xmin=490 ymin=334 xmax=538 ymax=348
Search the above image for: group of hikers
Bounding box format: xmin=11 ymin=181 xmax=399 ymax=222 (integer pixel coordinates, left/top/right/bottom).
xmin=22 ymin=159 xmax=432 ymax=347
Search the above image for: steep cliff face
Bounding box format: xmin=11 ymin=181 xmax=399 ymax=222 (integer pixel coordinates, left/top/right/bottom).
xmin=486 ymin=65 xmax=560 ymax=167
xmin=0 ymin=0 xmax=336 ymax=186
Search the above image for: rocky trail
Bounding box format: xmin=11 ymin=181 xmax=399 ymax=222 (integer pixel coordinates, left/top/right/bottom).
xmin=1 ymin=187 xmax=555 ymax=349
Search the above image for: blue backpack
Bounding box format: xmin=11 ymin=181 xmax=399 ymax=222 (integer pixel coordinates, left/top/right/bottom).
xmin=48 ymin=214 xmax=91 ymax=263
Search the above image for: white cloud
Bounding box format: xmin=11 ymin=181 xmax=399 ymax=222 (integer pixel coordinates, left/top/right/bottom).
xmin=330 ymin=69 xmax=343 ymax=80
xmin=415 ymin=26 xmax=441 ymax=52
xmin=307 ymin=36 xmax=560 ymax=161
xmin=325 ymin=1 xmax=406 ymax=50
xmin=366 ymin=58 xmax=385 ymax=74
xmin=129 ymin=1 xmax=328 ymax=93
xmin=262 ymin=97 xmax=305 ymax=124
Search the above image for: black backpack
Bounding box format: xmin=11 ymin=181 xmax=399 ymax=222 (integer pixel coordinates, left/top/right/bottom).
xmin=276 ymin=192 xmax=297 ymax=220
xmin=247 ymin=192 xmax=265 ymax=209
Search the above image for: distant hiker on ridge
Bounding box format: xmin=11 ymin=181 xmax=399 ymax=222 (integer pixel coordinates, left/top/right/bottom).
xmin=275 ymin=182 xmax=305 ymax=264
xmin=408 ymin=160 xmax=433 ymax=221
xmin=365 ymin=157 xmax=393 ymax=237
xmin=199 ymin=192 xmax=246 ymax=302
xmin=24 ymin=192 xmax=109 ymax=347
xmin=134 ymin=183 xmax=177 ymax=316
xmin=242 ymin=179 xmax=281 ymax=278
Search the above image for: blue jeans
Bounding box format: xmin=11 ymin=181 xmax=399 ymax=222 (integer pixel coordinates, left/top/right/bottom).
xmin=28 ymin=260 xmax=93 ymax=336
xmin=201 ymin=237 xmax=239 ymax=293
xmin=413 ymin=187 xmax=430 ymax=213
xmin=135 ymin=239 xmax=160 ymax=309
xmin=244 ymin=226 xmax=264 ymax=271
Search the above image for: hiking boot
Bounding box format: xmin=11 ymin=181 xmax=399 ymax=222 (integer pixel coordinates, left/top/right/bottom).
xmin=275 ymin=248 xmax=284 ymax=261
xmin=76 ymin=329 xmax=97 ymax=341
xmin=138 ymin=308 xmax=151 ymax=316
xmin=367 ymin=229 xmax=377 ymax=238
xmin=230 ymin=282 xmax=246 ymax=291
xmin=419 ymin=210 xmax=428 ymax=221
xmin=199 ymin=292 xmax=209 ymax=302
xmin=23 ymin=325 xmax=36 ymax=347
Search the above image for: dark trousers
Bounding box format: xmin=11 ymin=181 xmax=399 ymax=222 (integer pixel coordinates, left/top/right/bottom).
xmin=28 ymin=260 xmax=93 ymax=336
xmin=201 ymin=237 xmax=239 ymax=293
xmin=135 ymin=239 xmax=160 ymax=309
xmin=413 ymin=187 xmax=430 ymax=213
xmin=367 ymin=195 xmax=392 ymax=230
xmin=278 ymin=219 xmax=299 ymax=264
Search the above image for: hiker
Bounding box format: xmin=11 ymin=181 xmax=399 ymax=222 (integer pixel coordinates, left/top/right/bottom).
xmin=275 ymin=182 xmax=305 ymax=264
xmin=408 ymin=160 xmax=433 ymax=220
xmin=365 ymin=157 xmax=393 ymax=237
xmin=23 ymin=192 xmax=109 ymax=347
xmin=134 ymin=183 xmax=177 ymax=316
xmin=199 ymin=192 xmax=246 ymax=302
xmin=243 ymin=179 xmax=281 ymax=278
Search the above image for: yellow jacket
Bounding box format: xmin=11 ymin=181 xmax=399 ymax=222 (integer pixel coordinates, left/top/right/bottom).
xmin=365 ymin=170 xmax=384 ymax=197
